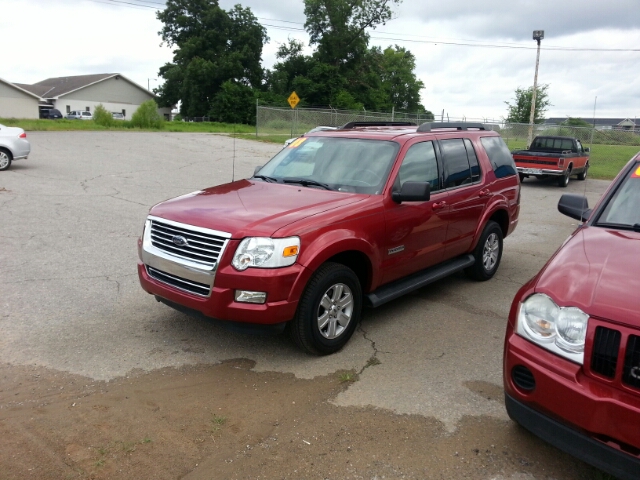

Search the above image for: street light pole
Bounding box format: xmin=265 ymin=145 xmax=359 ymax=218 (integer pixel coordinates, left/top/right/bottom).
xmin=527 ymin=30 xmax=544 ymax=147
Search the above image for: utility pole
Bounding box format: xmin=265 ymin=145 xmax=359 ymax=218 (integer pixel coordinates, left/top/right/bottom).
xmin=527 ymin=30 xmax=544 ymax=147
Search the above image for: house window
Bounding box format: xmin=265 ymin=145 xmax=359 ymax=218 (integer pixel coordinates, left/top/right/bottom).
xmin=86 ymin=106 xmax=90 ymax=112
xmin=66 ymin=105 xmax=70 ymax=113
xmin=122 ymin=109 xmax=126 ymax=117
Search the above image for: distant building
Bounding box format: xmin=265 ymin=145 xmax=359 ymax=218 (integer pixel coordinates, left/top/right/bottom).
xmin=1 ymin=73 xmax=171 ymax=120
xmin=545 ymin=117 xmax=638 ymax=131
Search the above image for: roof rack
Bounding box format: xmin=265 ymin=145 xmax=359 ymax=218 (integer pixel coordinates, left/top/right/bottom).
xmin=417 ymin=122 xmax=487 ymax=132
xmin=340 ymin=121 xmax=417 ymax=129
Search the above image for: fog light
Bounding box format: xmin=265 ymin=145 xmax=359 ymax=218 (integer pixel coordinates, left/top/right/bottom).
xmin=235 ymin=290 xmax=267 ymax=304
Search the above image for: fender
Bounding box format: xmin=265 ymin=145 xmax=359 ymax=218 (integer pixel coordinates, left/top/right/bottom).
xmin=287 ymin=229 xmax=380 ymax=302
xmin=469 ymin=195 xmax=511 ymax=251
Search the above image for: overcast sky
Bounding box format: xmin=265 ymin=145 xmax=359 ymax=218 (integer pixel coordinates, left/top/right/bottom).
xmin=2 ymin=0 xmax=639 ymax=121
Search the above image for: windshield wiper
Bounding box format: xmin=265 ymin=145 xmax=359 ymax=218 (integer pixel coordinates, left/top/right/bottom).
xmin=283 ymin=178 xmax=332 ymax=190
xmin=596 ymin=222 xmax=640 ymax=232
xmin=253 ymin=174 xmax=279 ymax=183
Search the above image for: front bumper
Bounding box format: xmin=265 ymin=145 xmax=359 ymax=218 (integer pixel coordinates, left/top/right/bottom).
xmin=505 ymin=394 xmax=640 ymax=480
xmin=504 ymin=332 xmax=640 ymax=479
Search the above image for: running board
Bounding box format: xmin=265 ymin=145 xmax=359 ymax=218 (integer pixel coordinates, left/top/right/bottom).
xmin=365 ymin=254 xmax=475 ymax=308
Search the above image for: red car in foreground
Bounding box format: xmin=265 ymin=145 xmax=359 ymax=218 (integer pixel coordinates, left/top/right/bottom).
xmin=503 ymin=152 xmax=640 ymax=480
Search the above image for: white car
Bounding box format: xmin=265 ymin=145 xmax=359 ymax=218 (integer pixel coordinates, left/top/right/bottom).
xmin=66 ymin=110 xmax=93 ymax=120
xmin=0 ymin=123 xmax=31 ymax=171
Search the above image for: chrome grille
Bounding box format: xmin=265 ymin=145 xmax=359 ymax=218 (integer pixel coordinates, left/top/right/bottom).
xmin=150 ymin=219 xmax=229 ymax=266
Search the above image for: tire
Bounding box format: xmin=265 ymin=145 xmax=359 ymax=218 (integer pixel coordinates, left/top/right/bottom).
xmin=557 ymin=170 xmax=570 ymax=187
xmin=518 ymin=173 xmax=526 ymax=183
xmin=577 ymin=163 xmax=589 ymax=181
xmin=465 ymin=221 xmax=503 ymax=281
xmin=0 ymin=149 xmax=11 ymax=171
xmin=290 ymin=262 xmax=362 ymax=355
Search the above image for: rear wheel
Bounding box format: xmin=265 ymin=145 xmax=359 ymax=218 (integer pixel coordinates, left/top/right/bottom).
xmin=557 ymin=170 xmax=570 ymax=187
xmin=290 ymin=262 xmax=362 ymax=355
xmin=465 ymin=221 xmax=503 ymax=281
xmin=577 ymin=163 xmax=589 ymax=181
xmin=0 ymin=149 xmax=11 ymax=171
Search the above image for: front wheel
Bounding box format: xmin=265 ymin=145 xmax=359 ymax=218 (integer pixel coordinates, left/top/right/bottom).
xmin=577 ymin=163 xmax=589 ymax=181
xmin=290 ymin=262 xmax=362 ymax=355
xmin=0 ymin=149 xmax=12 ymax=171
xmin=465 ymin=221 xmax=503 ymax=281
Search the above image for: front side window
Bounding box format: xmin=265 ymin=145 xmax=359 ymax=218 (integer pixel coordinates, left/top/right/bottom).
xmin=480 ymin=136 xmax=517 ymax=178
xmin=397 ymin=141 xmax=440 ymax=191
xmin=257 ymin=137 xmax=400 ymax=194
xmin=596 ymin=163 xmax=640 ymax=227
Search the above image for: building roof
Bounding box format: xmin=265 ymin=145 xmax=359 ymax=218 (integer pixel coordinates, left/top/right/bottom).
xmin=13 ymin=74 xmax=154 ymax=99
xmin=545 ymin=117 xmax=637 ymax=127
xmin=0 ymin=77 xmax=42 ymax=100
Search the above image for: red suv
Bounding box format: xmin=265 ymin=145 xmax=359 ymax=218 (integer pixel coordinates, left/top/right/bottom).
xmin=138 ymin=122 xmax=520 ymax=354
xmin=503 ymin=152 xmax=640 ymax=480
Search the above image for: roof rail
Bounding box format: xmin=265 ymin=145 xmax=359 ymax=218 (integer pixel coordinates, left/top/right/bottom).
xmin=417 ymin=122 xmax=487 ymax=132
xmin=340 ymin=121 xmax=416 ymax=129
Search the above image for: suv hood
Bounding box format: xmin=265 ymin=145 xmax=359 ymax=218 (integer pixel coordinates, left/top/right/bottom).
xmin=535 ymin=226 xmax=640 ymax=327
xmin=149 ymin=179 xmax=367 ymax=238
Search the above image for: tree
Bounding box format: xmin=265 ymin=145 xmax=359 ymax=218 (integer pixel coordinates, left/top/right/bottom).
xmin=155 ymin=0 xmax=268 ymax=119
xmin=504 ymin=84 xmax=551 ymax=124
xmin=371 ymin=45 xmax=425 ymax=111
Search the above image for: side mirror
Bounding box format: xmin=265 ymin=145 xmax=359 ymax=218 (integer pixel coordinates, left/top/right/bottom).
xmin=392 ymin=181 xmax=431 ymax=203
xmin=584 ymin=147 xmax=590 ymax=153
xmin=253 ymin=165 xmax=262 ymax=176
xmin=558 ymin=194 xmax=591 ymax=222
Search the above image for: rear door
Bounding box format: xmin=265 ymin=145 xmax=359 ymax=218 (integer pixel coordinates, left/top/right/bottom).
xmin=439 ymin=138 xmax=489 ymax=259
xmin=382 ymin=139 xmax=449 ymax=283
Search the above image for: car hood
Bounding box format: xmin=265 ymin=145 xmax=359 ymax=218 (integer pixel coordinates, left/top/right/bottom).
xmin=149 ymin=180 xmax=368 ymax=238
xmin=535 ymin=226 xmax=640 ymax=327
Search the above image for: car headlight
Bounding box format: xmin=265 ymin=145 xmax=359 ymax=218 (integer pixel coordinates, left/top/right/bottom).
xmin=231 ymin=237 xmax=300 ymax=271
xmin=516 ymin=293 xmax=589 ymax=364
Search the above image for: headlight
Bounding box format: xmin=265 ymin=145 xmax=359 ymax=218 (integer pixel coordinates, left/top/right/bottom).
xmin=232 ymin=237 xmax=300 ymax=271
xmin=516 ymin=293 xmax=589 ymax=364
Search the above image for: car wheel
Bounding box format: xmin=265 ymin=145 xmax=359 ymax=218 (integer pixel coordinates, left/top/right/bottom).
xmin=0 ymin=149 xmax=12 ymax=171
xmin=558 ymin=170 xmax=570 ymax=187
xmin=577 ymin=163 xmax=589 ymax=181
xmin=290 ymin=262 xmax=362 ymax=355
xmin=465 ymin=220 xmax=503 ymax=281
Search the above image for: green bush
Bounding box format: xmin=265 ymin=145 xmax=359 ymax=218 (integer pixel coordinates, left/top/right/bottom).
xmin=130 ymin=100 xmax=164 ymax=129
xmin=93 ymin=104 xmax=115 ymax=127
xmin=172 ymin=113 xmax=182 ymax=122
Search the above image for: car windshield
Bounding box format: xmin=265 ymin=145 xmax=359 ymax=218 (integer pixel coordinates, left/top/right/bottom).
xmin=596 ymin=162 xmax=640 ymax=230
xmin=256 ymin=137 xmax=399 ymax=194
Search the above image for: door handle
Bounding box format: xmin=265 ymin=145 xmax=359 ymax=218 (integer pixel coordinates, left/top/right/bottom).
xmin=478 ymin=189 xmax=492 ymax=198
xmin=432 ymin=201 xmax=447 ymax=210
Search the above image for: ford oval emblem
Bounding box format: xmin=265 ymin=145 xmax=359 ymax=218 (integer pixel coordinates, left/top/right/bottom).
xmin=172 ymin=235 xmax=189 ymax=247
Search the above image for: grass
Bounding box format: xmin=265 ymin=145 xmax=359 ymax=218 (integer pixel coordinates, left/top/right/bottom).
xmin=211 ymin=414 xmax=227 ymax=432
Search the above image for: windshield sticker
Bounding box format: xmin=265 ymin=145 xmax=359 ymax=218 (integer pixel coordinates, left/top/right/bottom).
xmin=632 ymin=165 xmax=640 ymax=178
xmin=288 ymin=138 xmax=307 ymax=148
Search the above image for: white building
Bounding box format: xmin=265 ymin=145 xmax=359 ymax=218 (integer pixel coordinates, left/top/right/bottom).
xmin=2 ymin=73 xmax=171 ymax=120
xmin=0 ymin=77 xmax=42 ymax=119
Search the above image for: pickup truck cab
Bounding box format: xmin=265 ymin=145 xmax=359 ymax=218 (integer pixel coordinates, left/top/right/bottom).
xmin=512 ymin=136 xmax=590 ymax=187
xmin=138 ymin=122 xmax=520 ymax=354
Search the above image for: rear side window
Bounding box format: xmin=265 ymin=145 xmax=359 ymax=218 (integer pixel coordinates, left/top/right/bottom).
xmin=480 ymin=136 xmax=517 ymax=178
xmin=441 ymin=139 xmax=473 ymax=188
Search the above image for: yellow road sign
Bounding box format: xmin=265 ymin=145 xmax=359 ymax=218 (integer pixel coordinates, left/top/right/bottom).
xmin=287 ymin=91 xmax=300 ymax=109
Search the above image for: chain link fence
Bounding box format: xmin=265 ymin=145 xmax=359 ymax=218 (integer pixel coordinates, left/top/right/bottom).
xmin=501 ymin=123 xmax=640 ymax=148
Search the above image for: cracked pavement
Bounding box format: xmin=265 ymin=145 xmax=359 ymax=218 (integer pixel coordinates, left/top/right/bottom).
xmin=1 ymin=131 xmax=611 ymax=433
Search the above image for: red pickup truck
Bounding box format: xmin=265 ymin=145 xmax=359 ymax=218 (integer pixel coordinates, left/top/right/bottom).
xmin=138 ymin=122 xmax=520 ymax=354
xmin=512 ymin=136 xmax=590 ymax=187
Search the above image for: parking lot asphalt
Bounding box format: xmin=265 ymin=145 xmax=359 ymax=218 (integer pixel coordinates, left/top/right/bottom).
xmin=0 ymin=131 xmax=611 ymax=460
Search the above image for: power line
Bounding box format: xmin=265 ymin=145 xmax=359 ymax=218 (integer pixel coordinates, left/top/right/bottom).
xmin=84 ymin=0 xmax=640 ymax=53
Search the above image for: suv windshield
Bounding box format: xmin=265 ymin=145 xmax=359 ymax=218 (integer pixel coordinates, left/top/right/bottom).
xmin=596 ymin=162 xmax=640 ymax=230
xmin=256 ymin=137 xmax=399 ymax=194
